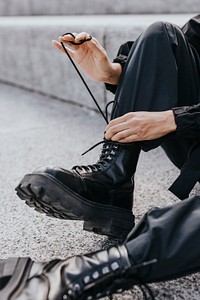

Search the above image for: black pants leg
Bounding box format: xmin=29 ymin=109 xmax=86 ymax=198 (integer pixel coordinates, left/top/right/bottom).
xmin=111 ymin=21 xmax=200 ymax=155
xmin=125 ymin=195 xmax=200 ymax=282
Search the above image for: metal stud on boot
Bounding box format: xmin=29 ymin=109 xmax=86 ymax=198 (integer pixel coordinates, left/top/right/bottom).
xmin=0 ymin=245 xmax=138 ymax=300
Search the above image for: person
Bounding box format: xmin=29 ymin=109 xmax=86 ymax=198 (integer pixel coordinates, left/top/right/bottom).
xmin=15 ymin=15 xmax=200 ymax=240
xmin=1 ymin=195 xmax=200 ymax=300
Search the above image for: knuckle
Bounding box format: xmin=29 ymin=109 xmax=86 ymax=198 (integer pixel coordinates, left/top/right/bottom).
xmin=125 ymin=112 xmax=133 ymax=118
xmin=110 ymin=127 xmax=117 ymax=135
xmin=92 ymin=37 xmax=97 ymax=43
xmin=78 ymin=32 xmax=88 ymax=38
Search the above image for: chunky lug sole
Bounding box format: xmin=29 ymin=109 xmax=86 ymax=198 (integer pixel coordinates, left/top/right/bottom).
xmin=15 ymin=173 xmax=135 ymax=240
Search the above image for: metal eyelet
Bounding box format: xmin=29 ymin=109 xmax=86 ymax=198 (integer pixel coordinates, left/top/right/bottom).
xmin=83 ymin=275 xmax=91 ymax=284
xmin=73 ymin=283 xmax=81 ymax=291
xmin=111 ymin=262 xmax=120 ymax=271
xmin=92 ymin=271 xmax=100 ymax=279
xmin=96 ymin=293 xmax=102 ymax=298
xmin=102 ymin=266 xmax=110 ymax=274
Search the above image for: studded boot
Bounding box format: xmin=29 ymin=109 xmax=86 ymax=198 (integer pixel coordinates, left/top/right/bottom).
xmin=0 ymin=245 xmax=144 ymax=300
xmin=16 ymin=142 xmax=141 ymax=240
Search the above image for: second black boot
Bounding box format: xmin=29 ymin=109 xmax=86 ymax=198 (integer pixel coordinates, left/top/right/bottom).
xmin=0 ymin=245 xmax=141 ymax=300
xmin=15 ymin=141 xmax=141 ymax=240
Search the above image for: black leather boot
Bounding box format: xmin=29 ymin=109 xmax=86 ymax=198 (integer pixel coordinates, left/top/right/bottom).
xmin=0 ymin=245 xmax=140 ymax=300
xmin=16 ymin=142 xmax=140 ymax=240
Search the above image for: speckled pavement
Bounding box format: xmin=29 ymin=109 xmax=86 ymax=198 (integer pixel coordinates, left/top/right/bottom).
xmin=0 ymin=82 xmax=200 ymax=299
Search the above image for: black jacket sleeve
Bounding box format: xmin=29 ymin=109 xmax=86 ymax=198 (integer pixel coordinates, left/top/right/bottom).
xmin=105 ymin=41 xmax=134 ymax=94
xmin=175 ymin=14 xmax=200 ymax=139
xmin=182 ymin=14 xmax=200 ymax=57
xmin=172 ymin=104 xmax=200 ymax=139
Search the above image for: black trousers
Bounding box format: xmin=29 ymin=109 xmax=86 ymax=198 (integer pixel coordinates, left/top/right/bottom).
xmin=110 ymin=22 xmax=200 ymax=284
xmin=125 ymin=195 xmax=200 ymax=283
xmin=111 ymin=21 xmax=200 ymax=198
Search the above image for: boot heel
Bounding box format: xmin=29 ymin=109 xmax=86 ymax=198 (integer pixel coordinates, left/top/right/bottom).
xmin=83 ymin=214 xmax=135 ymax=240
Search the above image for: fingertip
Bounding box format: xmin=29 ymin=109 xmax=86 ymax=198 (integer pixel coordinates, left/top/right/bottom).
xmin=52 ymin=40 xmax=60 ymax=47
xmin=105 ymin=132 xmax=112 ymax=140
xmin=104 ymin=132 xmax=108 ymax=139
xmin=52 ymin=40 xmax=58 ymax=47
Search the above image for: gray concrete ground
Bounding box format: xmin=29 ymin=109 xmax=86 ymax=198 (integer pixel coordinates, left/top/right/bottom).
xmin=0 ymin=82 xmax=200 ymax=299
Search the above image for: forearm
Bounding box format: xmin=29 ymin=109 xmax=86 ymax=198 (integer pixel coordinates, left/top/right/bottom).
xmin=104 ymin=41 xmax=134 ymax=93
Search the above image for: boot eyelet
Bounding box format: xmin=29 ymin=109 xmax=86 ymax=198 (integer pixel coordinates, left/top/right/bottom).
xmin=67 ymin=290 xmax=73 ymax=295
xmin=83 ymin=275 xmax=91 ymax=284
xmin=92 ymin=271 xmax=100 ymax=279
xmin=102 ymin=266 xmax=110 ymax=274
xmin=96 ymin=293 xmax=102 ymax=298
xmin=73 ymin=283 xmax=81 ymax=291
xmin=111 ymin=262 xmax=120 ymax=271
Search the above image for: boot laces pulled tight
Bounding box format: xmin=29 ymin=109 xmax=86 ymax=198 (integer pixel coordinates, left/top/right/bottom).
xmin=60 ymin=34 xmax=126 ymax=176
xmin=73 ymin=141 xmax=119 ymax=174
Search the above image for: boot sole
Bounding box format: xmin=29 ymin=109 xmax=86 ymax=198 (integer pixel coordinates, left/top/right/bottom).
xmin=15 ymin=173 xmax=135 ymax=240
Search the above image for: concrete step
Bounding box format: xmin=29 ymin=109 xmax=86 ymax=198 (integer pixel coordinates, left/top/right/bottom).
xmin=0 ymin=14 xmax=194 ymax=109
xmin=0 ymin=0 xmax=199 ymax=16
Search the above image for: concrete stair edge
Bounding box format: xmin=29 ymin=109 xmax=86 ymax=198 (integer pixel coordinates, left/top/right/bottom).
xmin=0 ymin=0 xmax=199 ymax=16
xmin=0 ymin=14 xmax=195 ymax=109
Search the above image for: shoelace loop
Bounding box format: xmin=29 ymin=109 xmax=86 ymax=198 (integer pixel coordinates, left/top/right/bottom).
xmin=62 ymin=32 xmax=92 ymax=45
xmin=60 ymin=33 xmax=109 ymax=124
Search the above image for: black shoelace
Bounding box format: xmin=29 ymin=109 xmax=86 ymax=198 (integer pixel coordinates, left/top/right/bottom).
xmin=60 ymin=33 xmax=121 ymax=156
xmin=60 ymin=33 xmax=109 ymax=124
xmin=73 ymin=141 xmax=119 ymax=173
xmin=106 ymin=259 xmax=157 ymax=300
xmin=63 ymin=258 xmax=157 ymax=300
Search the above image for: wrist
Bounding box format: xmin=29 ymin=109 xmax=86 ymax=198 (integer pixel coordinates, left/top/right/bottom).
xmin=103 ymin=63 xmax=122 ymax=85
xmin=165 ymin=110 xmax=177 ymax=133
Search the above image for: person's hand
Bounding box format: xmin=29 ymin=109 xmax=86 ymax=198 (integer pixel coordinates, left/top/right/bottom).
xmin=52 ymin=32 xmax=121 ymax=84
xmin=105 ymin=110 xmax=177 ymax=143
